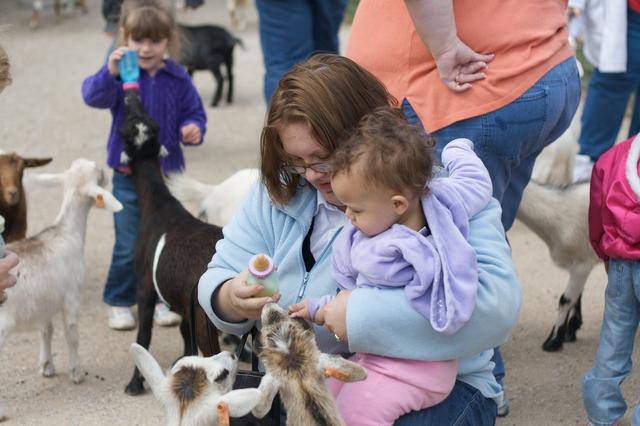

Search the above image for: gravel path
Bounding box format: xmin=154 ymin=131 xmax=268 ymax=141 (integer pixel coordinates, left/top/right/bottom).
xmin=0 ymin=1 xmax=636 ymax=425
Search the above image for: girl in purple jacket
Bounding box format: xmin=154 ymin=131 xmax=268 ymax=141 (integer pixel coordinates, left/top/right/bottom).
xmin=289 ymin=107 xmax=493 ymax=426
xmin=82 ymin=0 xmax=206 ymax=331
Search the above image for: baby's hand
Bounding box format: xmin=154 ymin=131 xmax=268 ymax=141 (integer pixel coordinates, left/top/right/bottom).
xmin=288 ymin=300 xmax=312 ymax=321
xmin=107 ymin=47 xmax=127 ymax=77
xmin=181 ymin=123 xmax=201 ymax=145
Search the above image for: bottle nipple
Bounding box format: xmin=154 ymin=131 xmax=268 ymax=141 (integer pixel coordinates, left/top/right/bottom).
xmin=252 ymin=254 xmax=270 ymax=272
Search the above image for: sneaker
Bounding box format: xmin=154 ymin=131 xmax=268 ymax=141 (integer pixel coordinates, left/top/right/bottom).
xmin=496 ymin=391 xmax=510 ymax=417
xmin=572 ymin=154 xmax=595 ymax=184
xmin=108 ymin=306 xmax=136 ymax=331
xmin=154 ymin=303 xmax=182 ymax=327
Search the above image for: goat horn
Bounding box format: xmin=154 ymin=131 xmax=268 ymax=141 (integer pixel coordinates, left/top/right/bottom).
xmin=216 ymin=400 xmax=230 ymax=426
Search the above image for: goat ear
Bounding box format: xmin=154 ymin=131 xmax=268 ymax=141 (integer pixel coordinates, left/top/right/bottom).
xmin=31 ymin=172 xmax=63 ymax=187
xmin=217 ymin=388 xmax=262 ymax=418
xmin=129 ymin=344 xmax=166 ymax=397
xmin=86 ymin=185 xmax=123 ymax=212
xmin=318 ymin=353 xmax=367 ymax=383
xmin=23 ymin=157 xmax=53 ymax=168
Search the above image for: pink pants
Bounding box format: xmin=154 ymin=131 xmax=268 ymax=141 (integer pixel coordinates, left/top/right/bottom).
xmin=327 ymin=353 xmax=458 ymax=426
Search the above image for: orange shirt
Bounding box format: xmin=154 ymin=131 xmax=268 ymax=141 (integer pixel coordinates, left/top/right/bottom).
xmin=347 ymin=0 xmax=574 ymax=132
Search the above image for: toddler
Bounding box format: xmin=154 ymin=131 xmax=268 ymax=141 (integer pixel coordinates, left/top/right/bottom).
xmin=582 ymin=133 xmax=640 ymax=426
xmin=82 ymin=0 xmax=207 ymax=330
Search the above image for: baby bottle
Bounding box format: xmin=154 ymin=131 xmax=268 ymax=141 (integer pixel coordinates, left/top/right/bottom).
xmin=119 ymin=49 xmax=140 ymax=90
xmin=246 ymin=253 xmax=279 ymax=297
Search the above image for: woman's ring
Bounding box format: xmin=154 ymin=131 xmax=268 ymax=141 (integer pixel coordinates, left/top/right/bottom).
xmin=454 ymin=72 xmax=461 ymax=86
xmin=334 ymin=333 xmax=342 ymax=342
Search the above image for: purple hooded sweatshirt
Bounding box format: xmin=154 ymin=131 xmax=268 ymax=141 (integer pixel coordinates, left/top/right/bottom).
xmin=308 ymin=139 xmax=493 ymax=335
xmin=82 ymin=60 xmax=207 ymax=173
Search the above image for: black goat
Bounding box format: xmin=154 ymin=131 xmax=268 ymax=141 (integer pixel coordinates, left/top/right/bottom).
xmin=179 ymin=24 xmax=243 ymax=107
xmin=119 ymin=88 xmax=225 ymax=396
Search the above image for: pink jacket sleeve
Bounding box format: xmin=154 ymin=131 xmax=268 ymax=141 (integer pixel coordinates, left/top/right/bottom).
xmin=588 ymin=163 xmax=608 ymax=261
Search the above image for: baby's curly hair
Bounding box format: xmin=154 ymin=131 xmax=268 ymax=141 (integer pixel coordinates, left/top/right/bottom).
xmin=331 ymin=107 xmax=435 ymax=197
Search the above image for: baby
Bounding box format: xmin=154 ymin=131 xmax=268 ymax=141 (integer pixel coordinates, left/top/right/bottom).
xmin=289 ymin=106 xmax=493 ymax=425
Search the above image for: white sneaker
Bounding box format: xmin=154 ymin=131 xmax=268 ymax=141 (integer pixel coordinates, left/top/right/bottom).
xmin=108 ymin=306 xmax=136 ymax=331
xmin=572 ymin=154 xmax=595 ymax=184
xmin=154 ymin=303 xmax=182 ymax=327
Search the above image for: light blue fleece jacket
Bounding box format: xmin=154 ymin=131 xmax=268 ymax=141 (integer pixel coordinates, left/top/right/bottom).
xmin=197 ymin=180 xmax=522 ymax=400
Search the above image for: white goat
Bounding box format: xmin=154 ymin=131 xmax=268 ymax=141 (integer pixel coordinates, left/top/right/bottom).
xmin=517 ymin=108 xmax=601 ymax=351
xmin=166 ymin=168 xmax=258 ymax=226
xmin=0 ymin=159 xmax=122 ymax=421
xmin=129 ymin=343 xmax=261 ymax=426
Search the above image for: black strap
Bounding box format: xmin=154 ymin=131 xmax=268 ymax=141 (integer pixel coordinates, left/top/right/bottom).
xmin=189 ymin=282 xmax=199 ymax=355
xmin=302 ymin=216 xmax=316 ymax=272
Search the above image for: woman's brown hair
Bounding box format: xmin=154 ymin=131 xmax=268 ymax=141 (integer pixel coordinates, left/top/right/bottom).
xmin=118 ymin=0 xmax=180 ymax=58
xmin=260 ymin=54 xmax=397 ymax=205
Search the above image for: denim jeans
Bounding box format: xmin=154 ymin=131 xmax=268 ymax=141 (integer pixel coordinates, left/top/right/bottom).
xmin=395 ymin=380 xmax=497 ymax=426
xmin=582 ymin=259 xmax=640 ymax=426
xmin=255 ymin=0 xmax=348 ymax=103
xmin=578 ymin=8 xmax=640 ymax=161
xmin=402 ymin=56 xmax=581 ymax=232
xmin=103 ymin=171 xmax=139 ymax=307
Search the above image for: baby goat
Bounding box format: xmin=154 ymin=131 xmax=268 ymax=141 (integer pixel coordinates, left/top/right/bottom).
xmin=0 ymin=159 xmax=122 ymax=421
xmin=129 ymin=343 xmax=261 ymax=426
xmin=252 ymin=303 xmax=367 ymax=426
xmin=178 ymin=24 xmax=243 ymax=107
xmin=118 ymin=88 xmax=226 ymax=396
xmin=166 ymin=168 xmax=258 ymax=226
xmin=517 ymin=113 xmax=601 ymax=351
xmin=0 ymin=151 xmax=52 ymax=242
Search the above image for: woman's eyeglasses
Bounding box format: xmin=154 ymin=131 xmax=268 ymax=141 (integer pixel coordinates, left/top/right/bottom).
xmin=284 ymin=162 xmax=331 ymax=175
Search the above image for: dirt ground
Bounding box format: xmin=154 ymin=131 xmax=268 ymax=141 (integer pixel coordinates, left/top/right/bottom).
xmin=0 ymin=1 xmax=637 ymax=425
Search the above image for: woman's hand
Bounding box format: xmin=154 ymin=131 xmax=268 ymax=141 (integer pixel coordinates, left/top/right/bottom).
xmin=180 ymin=123 xmax=201 ymax=145
xmin=107 ymin=47 xmax=127 ymax=77
xmin=215 ymin=270 xmax=280 ymax=322
xmin=433 ymin=38 xmax=494 ymax=93
xmin=0 ymin=251 xmax=19 ymax=305
xmin=323 ymin=290 xmax=351 ymax=342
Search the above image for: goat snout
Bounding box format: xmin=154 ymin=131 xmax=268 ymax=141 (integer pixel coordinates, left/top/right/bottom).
xmin=4 ymin=188 xmax=19 ymax=205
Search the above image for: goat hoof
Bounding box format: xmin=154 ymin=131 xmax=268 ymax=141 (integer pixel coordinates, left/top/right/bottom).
xmin=542 ymin=335 xmax=564 ymax=352
xmin=125 ymin=380 xmax=146 ymax=396
xmin=70 ymin=368 xmax=85 ymax=384
xmin=40 ymin=362 xmax=56 ymax=378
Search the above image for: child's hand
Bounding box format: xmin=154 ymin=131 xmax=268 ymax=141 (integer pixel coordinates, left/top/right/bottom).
xmin=107 ymin=47 xmax=127 ymax=77
xmin=181 ymin=123 xmax=201 ymax=145
xmin=288 ymin=300 xmax=312 ymax=321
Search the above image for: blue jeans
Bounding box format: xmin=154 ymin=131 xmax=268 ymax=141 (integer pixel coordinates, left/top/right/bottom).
xmin=255 ymin=0 xmax=348 ymax=103
xmin=402 ymin=56 xmax=581 ymax=232
xmin=103 ymin=171 xmax=139 ymax=307
xmin=582 ymin=259 xmax=640 ymax=426
xmin=578 ymin=8 xmax=640 ymax=161
xmin=395 ymin=380 xmax=497 ymax=425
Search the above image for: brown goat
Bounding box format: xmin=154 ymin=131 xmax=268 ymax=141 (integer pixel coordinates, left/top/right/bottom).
xmin=253 ymin=303 xmax=367 ymax=426
xmin=0 ymin=152 xmax=52 ymax=242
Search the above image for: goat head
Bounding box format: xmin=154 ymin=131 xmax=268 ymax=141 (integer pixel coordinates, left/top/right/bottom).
xmin=119 ymin=89 xmax=162 ymax=165
xmin=0 ymin=152 xmax=51 ymax=206
xmin=129 ymin=343 xmax=261 ymax=426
